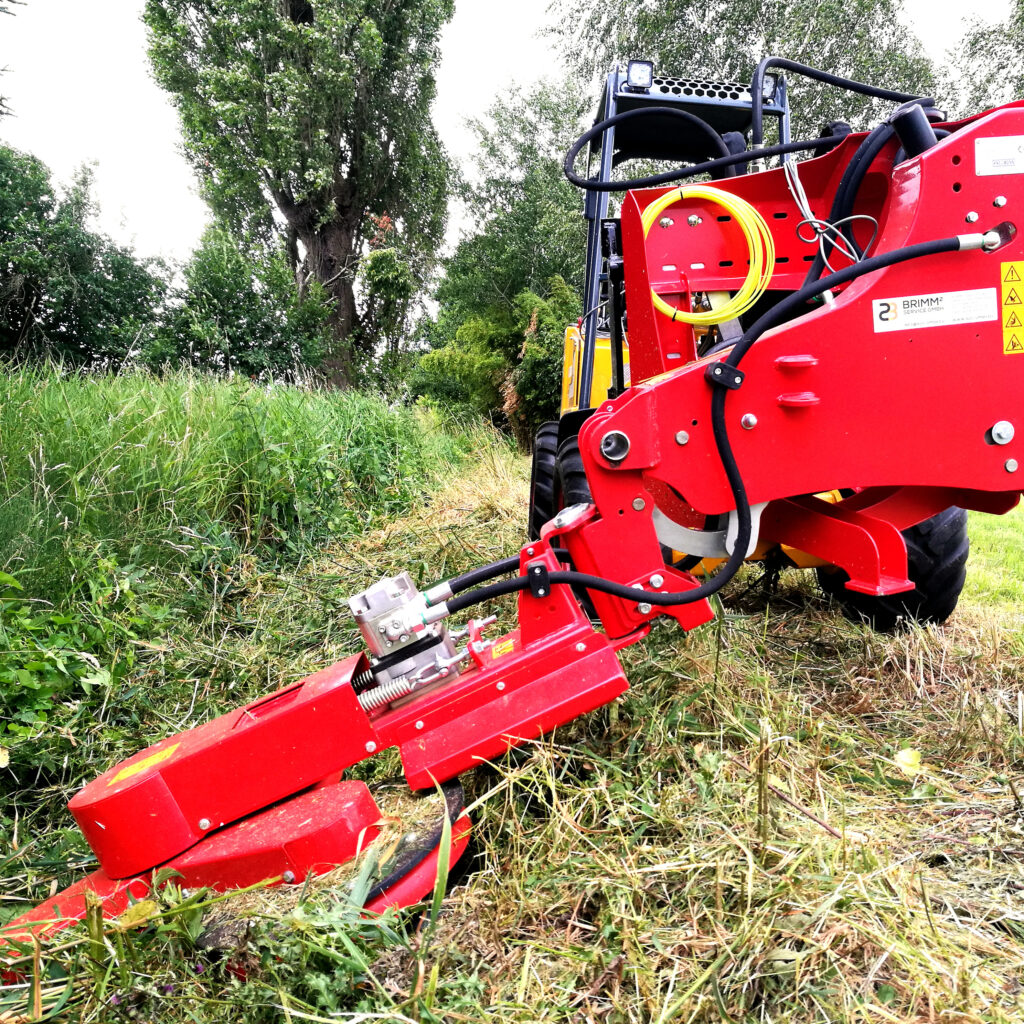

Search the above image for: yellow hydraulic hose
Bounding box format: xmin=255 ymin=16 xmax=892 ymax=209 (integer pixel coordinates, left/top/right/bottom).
xmin=641 ymin=184 xmax=775 ymax=326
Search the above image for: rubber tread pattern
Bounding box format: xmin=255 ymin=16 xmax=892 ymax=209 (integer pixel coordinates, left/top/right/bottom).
xmin=817 ymin=506 xmax=969 ymax=632
xmin=528 ymin=422 xmax=560 ymax=540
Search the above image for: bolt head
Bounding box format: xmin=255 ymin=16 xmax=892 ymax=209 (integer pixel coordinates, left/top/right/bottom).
xmin=675 ymin=430 xmax=690 ymax=445
xmin=526 ymin=547 xmax=534 ymax=556
xmin=687 ymin=214 xmax=702 ymax=227
xmin=741 ymin=413 xmax=758 ymax=430
xmin=659 ymin=216 xmax=674 ymax=228
xmin=575 ymin=642 xmax=586 ymax=652
xmin=992 ymin=420 xmax=1015 ymax=445
xmin=632 ymin=497 xmax=646 ymax=511
xmin=649 ymin=574 xmax=664 ymax=588
xmin=995 ymin=196 xmax=1008 ymax=207
xmin=637 ymin=602 xmax=653 ymax=615
xmin=415 ymin=720 xmax=424 ymax=730
xmin=283 ymin=870 xmax=296 ymax=883
xmin=965 ymin=211 xmax=980 ymax=224
xmin=1006 ymin=458 xmax=1019 ymax=473
xmin=496 ymin=681 xmax=505 ymax=691
xmin=198 ymin=818 xmax=211 ymax=830
xmin=365 ymin=741 xmax=377 ymax=753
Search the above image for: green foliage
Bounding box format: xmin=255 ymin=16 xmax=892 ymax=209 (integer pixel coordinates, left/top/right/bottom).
xmin=415 ymin=275 xmax=578 ymax=441
xmin=550 ymin=0 xmax=936 ymax=138
xmin=510 ymin=275 xmax=578 ymax=436
xmin=411 ymin=334 xmax=507 ymax=416
xmin=428 ymin=81 xmax=588 ymax=437
xmin=144 ymin=225 xmax=330 ymax=377
xmin=144 ymin=0 xmax=455 ymax=378
xmin=0 ymin=147 xmax=165 ymax=365
xmin=438 ymin=80 xmax=587 ymax=326
xmin=946 ymin=1 xmax=1024 ymax=114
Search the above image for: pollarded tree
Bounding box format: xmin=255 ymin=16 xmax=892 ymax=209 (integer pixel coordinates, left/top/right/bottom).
xmin=550 ymin=0 xmax=935 ymax=139
xmin=144 ymin=0 xmax=454 ymax=383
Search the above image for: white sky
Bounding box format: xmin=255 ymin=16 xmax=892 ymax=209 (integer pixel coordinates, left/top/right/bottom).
xmin=0 ymin=0 xmax=1013 ymax=264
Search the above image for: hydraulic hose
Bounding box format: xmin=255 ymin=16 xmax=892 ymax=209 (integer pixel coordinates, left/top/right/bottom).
xmin=446 ymin=234 xmax=969 ymax=617
xmin=750 ymin=57 xmax=926 ymax=148
xmin=447 ymin=549 xmax=573 ymax=596
xmin=564 ymin=107 xmax=833 ymax=192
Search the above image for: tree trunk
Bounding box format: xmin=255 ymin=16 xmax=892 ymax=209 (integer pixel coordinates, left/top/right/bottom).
xmin=294 ymin=216 xmax=362 ymax=387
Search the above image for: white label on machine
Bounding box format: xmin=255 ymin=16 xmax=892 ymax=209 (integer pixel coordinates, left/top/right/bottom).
xmin=975 ymin=135 xmax=1024 ymax=176
xmin=871 ymin=287 xmax=997 ymax=333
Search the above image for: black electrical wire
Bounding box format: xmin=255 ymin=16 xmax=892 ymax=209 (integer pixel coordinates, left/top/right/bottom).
xmin=564 ymin=122 xmax=834 ymax=193
xmin=750 ymin=57 xmax=926 ymax=148
xmin=447 ymin=234 xmax=969 ymax=617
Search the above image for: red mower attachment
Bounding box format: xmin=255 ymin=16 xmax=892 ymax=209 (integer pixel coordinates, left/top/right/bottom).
xmin=9 ymin=75 xmax=1024 ymax=948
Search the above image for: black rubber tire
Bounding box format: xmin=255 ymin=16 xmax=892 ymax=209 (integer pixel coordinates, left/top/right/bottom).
xmin=528 ymin=422 xmax=560 ymax=540
xmin=554 ymin=436 xmax=592 ymax=507
xmin=817 ymin=506 xmax=969 ymax=631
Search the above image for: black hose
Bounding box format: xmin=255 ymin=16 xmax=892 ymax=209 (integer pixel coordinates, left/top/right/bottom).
xmin=565 ymin=127 xmax=834 ymax=193
xmin=448 ymin=235 xmax=967 ymax=617
xmin=447 ymin=549 xmax=573 ymax=596
xmin=449 ymin=557 xmax=521 ymax=595
xmin=750 ymin=57 xmax=926 ymax=148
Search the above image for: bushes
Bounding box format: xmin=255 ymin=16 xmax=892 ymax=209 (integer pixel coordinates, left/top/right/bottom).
xmin=141 ymin=226 xmax=331 ymax=378
xmin=0 ymin=147 xmax=165 ymax=366
xmin=412 ymin=274 xmax=578 ymax=440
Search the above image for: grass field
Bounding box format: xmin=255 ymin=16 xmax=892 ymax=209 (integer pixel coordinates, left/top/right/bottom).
xmin=2 ymin=403 xmax=1024 ymax=1023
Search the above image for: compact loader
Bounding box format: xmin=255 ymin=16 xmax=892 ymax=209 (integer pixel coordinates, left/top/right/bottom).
xmin=6 ymin=56 xmax=1024 ymax=940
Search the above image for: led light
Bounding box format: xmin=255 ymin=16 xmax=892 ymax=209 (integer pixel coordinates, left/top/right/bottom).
xmin=626 ymin=60 xmax=654 ymax=92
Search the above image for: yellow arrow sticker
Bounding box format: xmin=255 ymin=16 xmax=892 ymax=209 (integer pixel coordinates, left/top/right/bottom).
xmin=108 ymin=743 xmax=179 ymax=786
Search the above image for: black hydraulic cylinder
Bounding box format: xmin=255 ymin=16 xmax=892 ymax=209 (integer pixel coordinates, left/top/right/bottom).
xmin=890 ymin=103 xmax=939 ymax=159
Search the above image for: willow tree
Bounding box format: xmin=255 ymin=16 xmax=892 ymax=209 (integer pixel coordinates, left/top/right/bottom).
xmin=947 ymin=1 xmax=1024 ymax=115
xmin=550 ymin=0 xmax=935 ymax=138
xmin=144 ymin=0 xmax=453 ymax=382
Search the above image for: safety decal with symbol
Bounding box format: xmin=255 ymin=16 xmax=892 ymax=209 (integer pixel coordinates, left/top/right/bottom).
xmin=1001 ymin=262 xmax=1024 ymax=354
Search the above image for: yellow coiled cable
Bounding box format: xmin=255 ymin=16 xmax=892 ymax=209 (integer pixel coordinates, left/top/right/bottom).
xmin=641 ymin=184 xmax=775 ymax=326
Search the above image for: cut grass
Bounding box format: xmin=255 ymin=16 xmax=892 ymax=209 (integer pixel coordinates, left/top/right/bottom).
xmin=3 ymin=447 xmax=1024 ymax=1023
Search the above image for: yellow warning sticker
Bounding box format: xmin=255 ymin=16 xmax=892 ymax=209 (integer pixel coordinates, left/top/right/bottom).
xmin=490 ymin=639 xmax=516 ymax=660
xmin=1001 ymin=263 xmax=1024 ymax=353
xmin=108 ymin=743 xmax=179 ymax=786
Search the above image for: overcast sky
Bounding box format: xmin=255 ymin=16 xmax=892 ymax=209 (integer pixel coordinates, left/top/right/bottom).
xmin=0 ymin=0 xmax=1011 ymax=264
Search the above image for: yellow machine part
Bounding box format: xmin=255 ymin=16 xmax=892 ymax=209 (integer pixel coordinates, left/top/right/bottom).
xmin=560 ymin=325 xmax=630 ymax=415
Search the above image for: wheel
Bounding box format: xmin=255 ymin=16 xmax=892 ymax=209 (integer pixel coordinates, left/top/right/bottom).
xmin=554 ymin=436 xmax=592 ymax=507
xmin=528 ymin=422 xmax=559 ymax=540
xmin=553 ymin=436 xmax=597 ymax=618
xmin=817 ymin=506 xmax=969 ymax=631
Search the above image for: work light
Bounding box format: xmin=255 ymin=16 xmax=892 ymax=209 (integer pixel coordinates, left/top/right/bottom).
xmin=625 ymin=60 xmax=654 ymax=92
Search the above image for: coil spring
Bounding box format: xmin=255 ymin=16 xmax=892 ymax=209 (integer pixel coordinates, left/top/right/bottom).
xmin=352 ymin=667 xmax=377 ymax=694
xmin=357 ymin=675 xmax=413 ymax=711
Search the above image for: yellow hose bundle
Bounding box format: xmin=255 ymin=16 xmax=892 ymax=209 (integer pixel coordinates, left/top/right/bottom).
xmin=641 ymin=185 xmax=775 ymax=326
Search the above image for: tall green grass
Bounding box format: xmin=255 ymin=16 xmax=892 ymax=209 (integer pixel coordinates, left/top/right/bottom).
xmin=0 ymin=365 xmax=465 ymax=601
